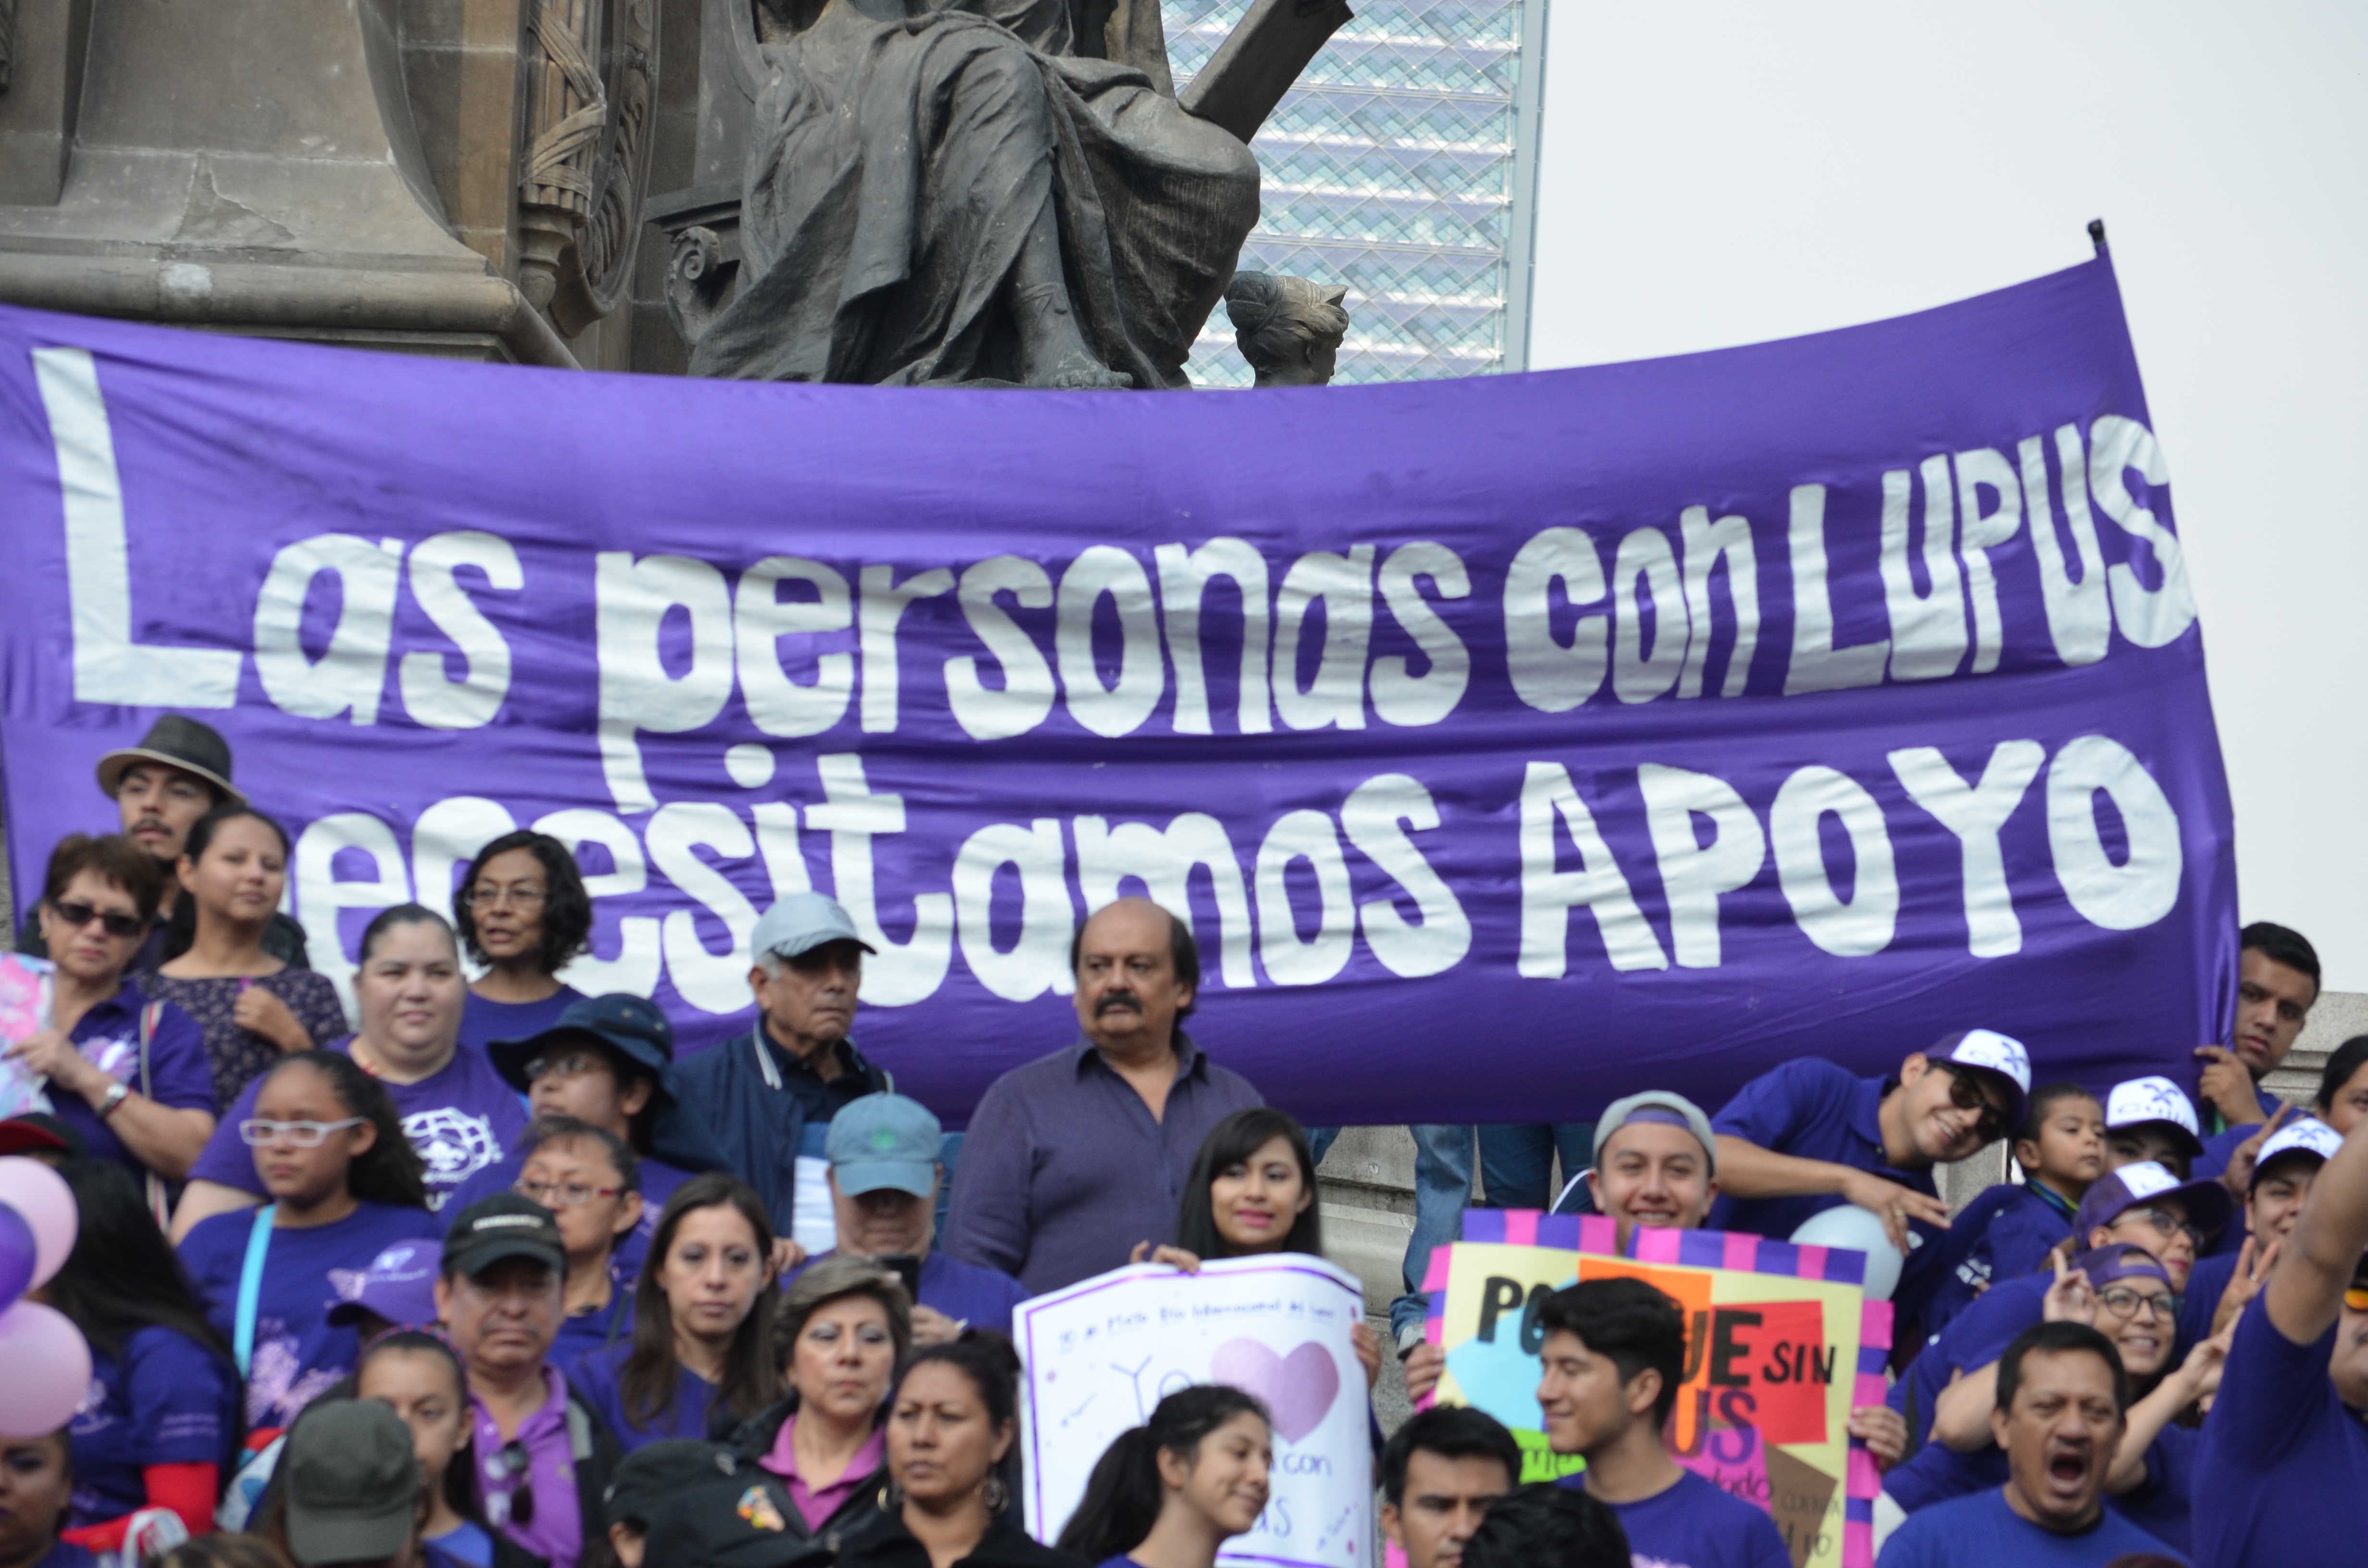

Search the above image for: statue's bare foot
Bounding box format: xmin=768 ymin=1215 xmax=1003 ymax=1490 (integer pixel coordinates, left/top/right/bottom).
xmin=1013 ymin=282 xmax=1134 ymax=390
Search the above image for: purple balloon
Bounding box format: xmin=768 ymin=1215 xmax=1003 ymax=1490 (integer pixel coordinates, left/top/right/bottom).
xmin=0 ymin=1300 xmax=92 ymax=1438
xmin=0 ymin=1200 xmax=31 ymax=1311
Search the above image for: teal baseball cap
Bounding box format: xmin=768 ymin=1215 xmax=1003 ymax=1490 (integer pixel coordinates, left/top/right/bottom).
xmin=826 ymin=1094 xmax=941 ymax=1198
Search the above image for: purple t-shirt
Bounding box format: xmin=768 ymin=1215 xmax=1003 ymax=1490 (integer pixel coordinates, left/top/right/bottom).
xmin=564 ymin=1338 xmax=719 ymax=1451
xmin=459 ymin=986 xmax=586 ymax=1055
xmin=188 ymin=1040 xmax=527 ymax=1212
xmin=66 ymin=1325 xmax=239 ymax=1525
xmin=2193 ymin=1293 xmax=2368 ymax=1567
xmin=1706 ymin=1059 xmax=1945 ymax=1247
xmin=177 ymin=1200 xmax=441 ymax=1428
xmin=1559 ymin=1470 xmax=1791 ymax=1568
xmin=1876 ymin=1487 xmax=2183 ymax=1567
xmin=56 ymin=980 xmax=212 ymax=1176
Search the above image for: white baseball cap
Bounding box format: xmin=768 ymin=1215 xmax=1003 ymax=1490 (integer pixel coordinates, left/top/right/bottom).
xmin=2105 ymin=1076 xmax=2205 ymax=1160
xmin=2253 ymin=1117 xmax=2346 ymax=1187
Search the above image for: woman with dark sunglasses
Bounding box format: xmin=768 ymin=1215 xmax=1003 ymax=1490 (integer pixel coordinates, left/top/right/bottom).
xmin=6 ymin=834 xmax=213 ymax=1189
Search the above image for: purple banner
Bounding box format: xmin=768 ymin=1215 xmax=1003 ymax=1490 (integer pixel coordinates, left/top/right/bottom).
xmin=0 ymin=256 xmax=2236 ymax=1127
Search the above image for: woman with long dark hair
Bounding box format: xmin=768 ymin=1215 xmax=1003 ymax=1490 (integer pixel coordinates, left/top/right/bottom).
xmin=832 ymin=1335 xmax=1083 ymax=1568
xmin=174 ymin=906 xmax=530 ymax=1235
xmin=142 ymin=806 xmax=348 ymax=1109
xmin=1131 ymin=1108 xmax=1380 ymax=1388
xmin=451 ymin=831 xmax=592 ymax=1052
xmin=566 ymin=1173 xmax=780 ymax=1449
xmin=42 ymin=1160 xmax=239 ymax=1551
xmin=354 ymin=1329 xmax=530 ymax=1568
xmin=1055 ymin=1387 xmax=1273 ymax=1568
xmin=174 ymin=1052 xmax=438 ymax=1429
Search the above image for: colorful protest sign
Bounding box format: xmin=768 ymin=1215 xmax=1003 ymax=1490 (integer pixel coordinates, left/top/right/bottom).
xmin=1014 ymin=1254 xmax=1369 ymax=1568
xmin=1427 ymin=1211 xmax=1891 ymax=1568
xmin=0 ymin=255 xmax=2232 ymax=1127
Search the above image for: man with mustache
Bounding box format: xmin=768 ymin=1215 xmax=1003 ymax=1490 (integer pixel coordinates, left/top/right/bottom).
xmin=943 ymin=896 xmax=1262 ymax=1295
xmin=15 ymin=714 xmax=308 ymax=970
xmin=666 ymin=893 xmax=891 ymax=1267
xmin=1875 ymin=1322 xmax=2177 ymax=1566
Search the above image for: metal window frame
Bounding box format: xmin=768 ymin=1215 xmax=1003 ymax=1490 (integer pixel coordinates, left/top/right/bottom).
xmin=1501 ymin=0 xmax=1552 ymax=373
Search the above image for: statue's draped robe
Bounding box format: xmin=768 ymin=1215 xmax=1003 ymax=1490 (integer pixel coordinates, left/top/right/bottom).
xmin=691 ymin=0 xmax=1260 ymax=388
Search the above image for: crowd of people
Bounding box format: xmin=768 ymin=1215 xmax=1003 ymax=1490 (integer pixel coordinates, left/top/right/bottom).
xmin=3 ymin=712 xmax=2365 ymax=1568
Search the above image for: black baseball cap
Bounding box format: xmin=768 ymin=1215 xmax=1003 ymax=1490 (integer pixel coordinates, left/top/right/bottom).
xmin=283 ymin=1400 xmax=420 ymax=1565
xmin=605 ymin=1441 xmax=739 ymax=1529
xmin=489 ymin=993 xmax=676 ymax=1096
xmin=442 ymin=1193 xmax=566 ymax=1279
xmin=643 ymin=1476 xmax=822 ymax=1568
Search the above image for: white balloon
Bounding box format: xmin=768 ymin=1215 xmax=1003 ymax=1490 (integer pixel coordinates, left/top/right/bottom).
xmin=1790 ymin=1205 xmax=1906 ymax=1301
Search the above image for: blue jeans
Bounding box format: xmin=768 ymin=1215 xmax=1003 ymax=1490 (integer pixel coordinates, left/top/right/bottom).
xmin=1389 ymin=1124 xmax=1477 ymax=1343
xmin=1479 ymin=1123 xmax=1597 ymax=1212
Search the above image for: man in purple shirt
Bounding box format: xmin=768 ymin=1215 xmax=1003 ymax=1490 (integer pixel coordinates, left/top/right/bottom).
xmin=2194 ymin=1111 xmax=2368 ymax=1567
xmin=434 ymin=1194 xmax=621 ymax=1568
xmin=942 ymin=897 xmax=1262 ymax=1296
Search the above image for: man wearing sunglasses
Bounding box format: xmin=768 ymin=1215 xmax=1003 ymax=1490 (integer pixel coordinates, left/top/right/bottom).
xmin=2195 ymin=1112 xmax=2368 ymax=1568
xmin=1707 ymin=1030 xmax=2031 ymax=1303
xmin=435 ymin=1193 xmax=623 ymax=1568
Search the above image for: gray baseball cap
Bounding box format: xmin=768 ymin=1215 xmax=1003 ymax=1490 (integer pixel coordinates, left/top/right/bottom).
xmin=826 ymin=1093 xmax=941 ymax=1198
xmin=283 ymin=1399 xmax=421 ymax=1565
xmin=750 ymin=893 xmax=875 ymax=962
xmin=1593 ymin=1091 xmax=1718 ymax=1176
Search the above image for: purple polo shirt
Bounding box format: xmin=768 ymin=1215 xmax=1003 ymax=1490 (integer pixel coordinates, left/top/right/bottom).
xmin=470 ymin=1366 xmax=582 ymax=1568
xmin=58 ymin=979 xmax=210 ymax=1176
xmin=1707 ymin=1058 xmax=1944 ymax=1242
xmin=941 ymin=1031 xmax=1262 ymax=1296
xmin=761 ymin=1412 xmax=886 ymax=1532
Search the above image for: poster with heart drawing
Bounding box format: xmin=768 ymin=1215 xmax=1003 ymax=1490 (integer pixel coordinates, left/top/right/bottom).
xmin=1016 ymin=1254 xmax=1371 ymax=1567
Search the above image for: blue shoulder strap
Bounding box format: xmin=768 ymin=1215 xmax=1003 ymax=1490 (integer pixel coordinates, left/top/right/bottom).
xmin=234 ymin=1204 xmax=278 ymax=1378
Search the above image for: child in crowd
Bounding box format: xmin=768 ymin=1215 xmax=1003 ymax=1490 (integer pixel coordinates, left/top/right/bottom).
xmin=1056 ymin=1386 xmax=1273 ymax=1568
xmin=0 ymin=1433 xmax=92 ymax=1568
xmin=176 ymin=1052 xmax=439 ymax=1430
xmin=513 ymin=1118 xmax=643 ymax=1368
xmin=1918 ymin=1082 xmax=2106 ymax=1340
xmin=568 ymin=1175 xmax=780 ymax=1451
xmin=2102 ymin=1077 xmax=2207 ymax=1178
xmin=353 ymin=1330 xmax=517 ymax=1568
xmin=49 ymin=1160 xmax=238 ymax=1548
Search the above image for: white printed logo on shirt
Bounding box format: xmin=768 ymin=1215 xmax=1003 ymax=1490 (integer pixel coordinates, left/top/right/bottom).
xmin=405 ymin=1108 xmax=501 ymax=1206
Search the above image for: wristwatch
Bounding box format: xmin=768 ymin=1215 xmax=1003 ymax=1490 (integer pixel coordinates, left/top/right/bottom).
xmin=97 ymin=1081 xmax=131 ymax=1119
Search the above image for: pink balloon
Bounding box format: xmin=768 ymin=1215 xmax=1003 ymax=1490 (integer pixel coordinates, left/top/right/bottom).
xmin=0 ymin=1300 xmax=93 ymax=1437
xmin=0 ymin=1157 xmax=75 ymax=1288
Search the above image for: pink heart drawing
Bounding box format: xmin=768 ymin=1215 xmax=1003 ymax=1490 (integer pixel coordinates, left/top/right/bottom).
xmin=1209 ymin=1338 xmax=1340 ymax=1445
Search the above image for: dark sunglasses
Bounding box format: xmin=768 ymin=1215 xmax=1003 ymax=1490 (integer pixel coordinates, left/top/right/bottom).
xmin=50 ymin=900 xmax=145 ymax=940
xmin=487 ymin=1442 xmax=535 ymax=1527
xmin=1936 ymin=1064 xmax=2009 ymax=1142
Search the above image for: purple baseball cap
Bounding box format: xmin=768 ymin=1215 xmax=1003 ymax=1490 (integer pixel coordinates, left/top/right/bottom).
xmin=325 ymin=1238 xmax=442 ymax=1328
xmin=2072 ymin=1160 xmax=2233 ymax=1242
xmin=2069 ymin=1242 xmax=2175 ymax=1291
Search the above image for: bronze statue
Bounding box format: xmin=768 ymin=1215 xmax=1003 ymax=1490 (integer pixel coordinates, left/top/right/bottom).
xmin=1225 ymin=271 xmax=1349 ymax=387
xmin=688 ymin=0 xmax=1348 ymax=389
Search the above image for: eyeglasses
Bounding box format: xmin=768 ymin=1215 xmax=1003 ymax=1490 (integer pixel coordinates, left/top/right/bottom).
xmin=2121 ymin=1207 xmax=2205 ymax=1250
xmin=1936 ymin=1065 xmax=2010 ymax=1142
xmin=485 ymin=1442 xmax=535 ymax=1528
xmin=50 ymin=900 xmax=146 ymax=939
xmin=238 ymin=1117 xmax=366 ymax=1148
xmin=514 ymin=1176 xmax=624 ymax=1208
xmin=468 ymin=885 xmax=547 ymax=910
xmin=523 ymin=1053 xmax=605 ymax=1083
xmin=2097 ymin=1286 xmax=2180 ymax=1321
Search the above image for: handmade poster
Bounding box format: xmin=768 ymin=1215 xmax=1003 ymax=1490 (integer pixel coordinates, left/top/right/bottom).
xmin=0 ymin=955 xmax=54 ymax=1119
xmin=1015 ymin=1254 xmax=1369 ymax=1568
xmin=0 ymin=255 xmax=2234 ymax=1129
xmin=1427 ymin=1211 xmax=1892 ymax=1568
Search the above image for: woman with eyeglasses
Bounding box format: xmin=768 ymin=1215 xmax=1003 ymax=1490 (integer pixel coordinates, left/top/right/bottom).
xmin=175 ymin=1051 xmax=438 ymax=1429
xmin=1891 ymin=1244 xmax=2225 ymax=1555
xmin=569 ymin=1175 xmax=782 ymax=1453
xmin=40 ymin=1160 xmax=238 ymax=1551
xmin=139 ymin=807 xmax=349 ymax=1112
xmin=508 ymin=1119 xmax=644 ymax=1370
xmin=5 ymin=835 xmax=213 ymax=1189
xmin=831 ymin=1334 xmax=1084 ymax=1568
xmin=173 ymin=906 xmax=530 ymax=1238
xmin=451 ymin=832 xmax=592 ymax=1054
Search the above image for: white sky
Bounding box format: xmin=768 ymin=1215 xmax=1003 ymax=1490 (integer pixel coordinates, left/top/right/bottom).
xmin=1523 ymin=2 xmax=2368 ymax=987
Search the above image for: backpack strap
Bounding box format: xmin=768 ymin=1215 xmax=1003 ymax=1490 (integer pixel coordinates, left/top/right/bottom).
xmin=234 ymin=1204 xmax=279 ymax=1378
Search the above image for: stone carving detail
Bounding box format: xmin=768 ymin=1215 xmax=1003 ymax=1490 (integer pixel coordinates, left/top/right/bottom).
xmin=1225 ymin=272 xmax=1349 ymax=387
xmin=665 ymin=225 xmax=739 ymax=350
xmin=518 ymin=0 xmax=659 ymax=335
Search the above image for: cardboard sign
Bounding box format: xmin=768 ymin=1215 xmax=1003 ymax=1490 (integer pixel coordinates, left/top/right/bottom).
xmin=1014 ymin=1254 xmax=1371 ymax=1568
xmin=1426 ymin=1211 xmax=1893 ymax=1568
